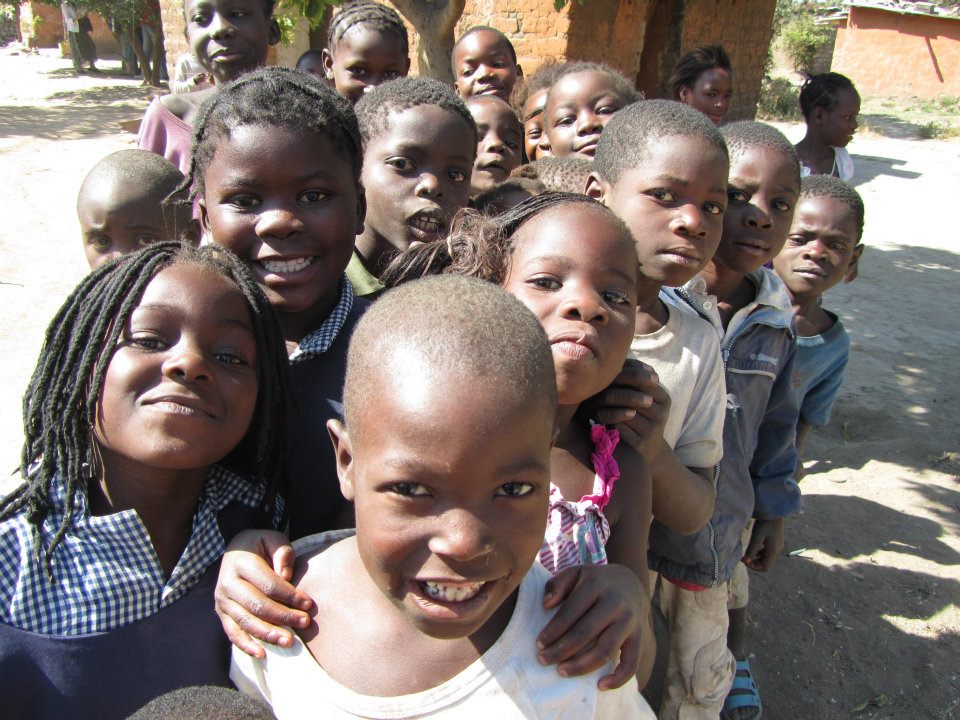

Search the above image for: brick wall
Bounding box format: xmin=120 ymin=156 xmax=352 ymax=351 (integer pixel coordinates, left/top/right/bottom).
xmin=156 ymin=0 xmax=776 ymax=118
xmin=833 ymin=6 xmax=960 ymax=99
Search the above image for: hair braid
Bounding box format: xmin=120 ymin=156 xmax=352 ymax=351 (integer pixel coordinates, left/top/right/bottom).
xmin=4 ymin=242 xmax=290 ymax=580
xmin=327 ymin=1 xmax=408 ymax=55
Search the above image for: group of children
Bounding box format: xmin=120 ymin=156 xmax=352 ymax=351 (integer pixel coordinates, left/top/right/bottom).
xmin=1 ymin=1 xmax=868 ymax=718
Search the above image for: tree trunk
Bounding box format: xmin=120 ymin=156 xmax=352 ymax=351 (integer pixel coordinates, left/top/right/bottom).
xmin=126 ymin=22 xmax=154 ymax=85
xmin=150 ymin=25 xmax=165 ymax=86
xmin=390 ymin=0 xmax=465 ymax=84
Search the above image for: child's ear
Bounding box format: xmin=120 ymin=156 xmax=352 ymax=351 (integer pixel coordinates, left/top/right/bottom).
xmin=327 ymin=419 xmax=356 ymax=501
xmin=321 ymin=48 xmax=335 ymax=81
xmin=515 ymin=63 xmax=524 ymax=80
xmin=584 ymin=171 xmax=607 ymax=201
xmin=182 ymin=218 xmax=202 ymax=247
xmin=844 ymin=244 xmax=863 ymax=284
xmin=678 ymin=85 xmax=691 ymax=104
xmin=268 ymin=18 xmax=281 ymax=47
xmin=199 ymin=197 xmax=211 ymax=234
xmin=355 ymin=181 xmax=366 ymax=236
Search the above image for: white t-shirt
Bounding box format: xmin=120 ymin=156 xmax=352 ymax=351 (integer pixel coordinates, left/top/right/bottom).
xmin=630 ymin=290 xmax=725 ymax=468
xmin=231 ymin=559 xmax=654 ymax=720
xmin=800 ymin=146 xmax=855 ymax=182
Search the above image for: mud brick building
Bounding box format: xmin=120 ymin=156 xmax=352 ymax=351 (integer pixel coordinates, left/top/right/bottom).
xmin=158 ymin=0 xmax=776 ymax=120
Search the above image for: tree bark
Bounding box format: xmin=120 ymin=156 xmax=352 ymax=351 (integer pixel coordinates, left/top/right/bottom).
xmin=390 ymin=0 xmax=465 ymax=84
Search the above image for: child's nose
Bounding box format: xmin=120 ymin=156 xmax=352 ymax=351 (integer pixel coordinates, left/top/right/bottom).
xmin=255 ymin=207 xmax=303 ymax=238
xmin=672 ymin=203 xmax=708 ymax=238
xmin=560 ymin=286 xmax=608 ymax=324
xmin=208 ymin=13 xmax=236 ymax=39
xmin=484 ymin=134 xmax=505 ymax=153
xmin=803 ymin=239 xmax=828 ymax=260
xmin=163 ymin=344 xmax=211 ymax=383
xmin=745 ymin=204 xmax=773 ymax=230
xmin=428 ymin=510 xmax=494 ymax=561
xmin=415 ymin=171 xmax=441 ymax=197
xmin=577 ymin=111 xmax=602 ymax=135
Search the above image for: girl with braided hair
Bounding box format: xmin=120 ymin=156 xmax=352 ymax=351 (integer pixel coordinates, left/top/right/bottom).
xmin=319 ymin=0 xmax=410 ymax=103
xmin=795 ymin=72 xmax=861 ymax=181
xmin=0 ymin=242 xmax=290 ymax=719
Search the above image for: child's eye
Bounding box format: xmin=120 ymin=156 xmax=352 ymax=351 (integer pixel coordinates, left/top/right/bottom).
xmin=602 ymin=289 xmax=632 ymax=306
xmin=89 ymin=235 xmax=111 ymax=250
xmin=526 ymin=127 xmax=542 ymax=140
xmin=298 ymin=190 xmax=328 ymax=204
xmin=649 ymin=188 xmax=676 ymax=203
xmin=504 ymin=138 xmax=519 ymax=150
xmin=703 ymin=201 xmax=724 ymax=216
xmin=391 ymin=482 xmax=430 ymax=497
xmin=554 ymin=115 xmax=575 ymax=128
xmin=215 ymin=351 xmax=247 ymax=366
xmin=530 ymin=276 xmax=560 ymax=291
xmin=772 ymin=199 xmax=792 ymax=213
xmin=597 ymin=105 xmax=618 ymax=115
xmin=449 ymin=169 xmax=467 ymax=183
xmin=136 ymin=235 xmax=157 ymax=247
xmin=229 ymin=194 xmax=260 ymax=209
xmin=497 ymin=482 xmax=534 ymax=497
xmin=828 ymin=241 xmax=848 ymax=252
xmin=127 ymin=333 xmax=166 ymax=351
xmin=229 ymin=9 xmax=247 ymax=18
xmin=786 ymin=234 xmax=806 ymax=246
xmin=348 ymin=66 xmax=367 ymax=78
xmin=386 ymin=157 xmax=414 ymax=173
xmin=191 ymin=12 xmax=210 ymax=25
xmin=728 ymin=189 xmax=748 ymax=203
xmin=384 ymin=70 xmax=399 ymax=79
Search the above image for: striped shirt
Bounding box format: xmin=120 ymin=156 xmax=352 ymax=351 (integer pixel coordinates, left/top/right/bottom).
xmin=0 ymin=465 xmax=272 ymax=635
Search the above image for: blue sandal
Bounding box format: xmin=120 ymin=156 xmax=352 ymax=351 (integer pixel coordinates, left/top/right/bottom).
xmin=721 ymin=659 xmax=762 ymax=720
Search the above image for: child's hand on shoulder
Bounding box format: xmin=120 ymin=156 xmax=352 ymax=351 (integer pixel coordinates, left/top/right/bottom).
xmin=584 ymin=358 xmax=670 ymax=461
xmin=537 ymin=563 xmax=650 ymax=690
xmin=215 ymin=529 xmax=314 ymax=657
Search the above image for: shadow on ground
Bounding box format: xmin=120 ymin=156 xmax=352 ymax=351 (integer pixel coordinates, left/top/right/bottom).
xmin=802 ymin=244 xmax=960 ymax=478
xmin=751 ymin=491 xmax=960 ymax=719
xmin=860 ymin=112 xmax=925 ymax=140
xmin=0 ymin=78 xmax=152 ymax=140
xmin=851 ymin=153 xmax=922 ymax=185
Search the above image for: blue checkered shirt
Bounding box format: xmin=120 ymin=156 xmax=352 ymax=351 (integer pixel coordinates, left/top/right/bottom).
xmin=0 ymin=465 xmax=272 ymax=635
xmin=288 ymin=276 xmax=354 ymax=364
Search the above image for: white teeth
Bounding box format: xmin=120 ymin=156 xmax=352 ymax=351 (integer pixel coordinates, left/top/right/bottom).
xmin=261 ymin=257 xmax=314 ymax=274
xmin=411 ymin=217 xmax=440 ymax=233
xmin=421 ymin=580 xmax=485 ymax=602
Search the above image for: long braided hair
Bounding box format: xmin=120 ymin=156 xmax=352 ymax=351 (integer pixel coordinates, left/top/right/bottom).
xmin=176 ymin=65 xmax=363 ymax=206
xmin=2 ymin=242 xmax=291 ymax=579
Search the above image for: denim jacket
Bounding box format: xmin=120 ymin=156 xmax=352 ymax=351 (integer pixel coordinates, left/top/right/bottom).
xmin=650 ymin=268 xmax=802 ymax=587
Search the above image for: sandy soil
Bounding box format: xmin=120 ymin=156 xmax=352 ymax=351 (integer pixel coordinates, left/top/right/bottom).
xmin=0 ymin=47 xmax=957 ymax=720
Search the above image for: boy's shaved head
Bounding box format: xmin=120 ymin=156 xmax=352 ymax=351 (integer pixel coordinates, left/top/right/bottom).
xmin=355 ymin=76 xmax=476 ymax=150
xmin=343 ymin=275 xmax=556 ymax=437
xmin=800 ymin=174 xmax=865 ymax=240
xmin=453 ymin=25 xmax=517 ymax=63
xmin=593 ymin=99 xmax=727 ymax=184
xmin=515 ymin=155 xmax=593 ymax=194
xmin=77 ymin=150 xmax=184 ymax=210
xmin=721 ymin=120 xmax=801 ymax=186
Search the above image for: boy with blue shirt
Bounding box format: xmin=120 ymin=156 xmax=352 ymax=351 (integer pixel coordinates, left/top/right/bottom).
xmin=773 ymin=175 xmax=865 ymax=474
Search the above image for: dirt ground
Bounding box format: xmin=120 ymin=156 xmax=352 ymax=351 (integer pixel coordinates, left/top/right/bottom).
xmin=1 ymin=47 xmax=958 ymax=720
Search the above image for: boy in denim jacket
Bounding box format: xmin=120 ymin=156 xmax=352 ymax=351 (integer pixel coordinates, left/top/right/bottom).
xmin=655 ymin=122 xmax=803 ymax=720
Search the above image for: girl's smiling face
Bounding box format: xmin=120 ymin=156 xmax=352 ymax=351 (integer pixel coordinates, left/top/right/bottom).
xmin=201 ymin=123 xmax=364 ymax=325
xmin=714 ymin=145 xmax=800 ymax=275
xmin=544 ymin=70 xmax=627 ymax=159
xmin=679 ymin=66 xmax=734 ymax=126
xmin=322 ymin=26 xmax=410 ymax=104
xmin=95 ymin=263 xmax=259 ymax=473
xmin=501 ymin=204 xmax=638 ymax=406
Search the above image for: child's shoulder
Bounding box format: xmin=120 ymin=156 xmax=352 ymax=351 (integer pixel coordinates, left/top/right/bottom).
xmin=158 ymin=87 xmax=215 ymax=123
xmin=291 ymin=529 xmax=357 ymax=590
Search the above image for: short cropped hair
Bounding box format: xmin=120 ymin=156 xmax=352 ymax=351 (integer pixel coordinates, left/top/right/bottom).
xmin=514 ymin=156 xmax=593 ymax=194
xmin=127 ymin=686 xmax=275 ymax=720
xmin=327 ymin=1 xmax=408 ymax=56
xmin=454 ymin=25 xmax=517 ymax=64
xmin=295 ymin=48 xmax=323 ymax=70
xmin=343 ymin=275 xmax=556 ymax=435
xmin=721 ymin=120 xmax=801 ymax=186
xmin=546 ymin=61 xmax=641 ymax=108
xmin=799 ymin=72 xmax=859 ymax=121
xmin=799 ymin=174 xmax=865 ymax=241
xmin=354 ymin=76 xmax=477 ymax=151
xmin=78 ymin=150 xmax=185 ymax=211
xmin=669 ymin=44 xmax=732 ymax=99
xmin=593 ymin=99 xmax=728 ymax=184
xmin=184 ymin=66 xmax=363 ymax=200
xmin=472 ymin=177 xmax=545 ymax=214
